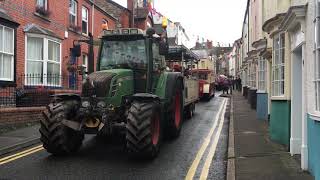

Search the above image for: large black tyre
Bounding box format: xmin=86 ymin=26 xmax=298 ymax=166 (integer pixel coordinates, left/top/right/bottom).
xmin=126 ymin=100 xmax=162 ymax=159
xmin=167 ymin=80 xmax=184 ymax=138
xmin=40 ymin=100 xmax=84 ymax=155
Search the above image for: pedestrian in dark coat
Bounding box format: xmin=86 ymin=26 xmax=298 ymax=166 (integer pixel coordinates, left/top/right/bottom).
xmin=222 ymin=78 xmax=230 ymax=94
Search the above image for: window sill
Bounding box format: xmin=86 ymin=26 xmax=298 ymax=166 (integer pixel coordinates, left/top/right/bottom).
xmin=24 ymin=84 xmax=62 ymax=89
xmin=82 ymin=33 xmax=89 ymax=37
xmin=256 ymin=90 xmax=267 ymax=94
xmin=309 ymin=112 xmax=320 ymax=122
xmin=270 ymin=96 xmax=287 ymax=101
xmin=34 ymin=12 xmax=51 ymax=22
xmin=68 ymin=27 xmax=81 ymax=35
xmin=0 ymin=80 xmax=16 ymax=87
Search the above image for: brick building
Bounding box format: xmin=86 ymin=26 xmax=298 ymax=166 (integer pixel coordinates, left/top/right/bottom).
xmin=0 ymin=0 xmax=121 ymax=90
xmin=0 ymin=0 xmax=138 ymax=106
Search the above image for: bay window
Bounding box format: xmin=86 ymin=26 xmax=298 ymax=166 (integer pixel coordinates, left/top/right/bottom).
xmin=0 ymin=25 xmax=14 ymax=81
xmin=26 ymin=35 xmax=61 ymax=86
xmin=258 ymin=57 xmax=266 ymax=91
xmin=272 ymin=33 xmax=285 ymax=97
xmin=82 ymin=6 xmax=88 ymax=35
xmin=248 ymin=61 xmax=256 ymax=88
xmin=69 ymin=0 xmax=77 ymax=26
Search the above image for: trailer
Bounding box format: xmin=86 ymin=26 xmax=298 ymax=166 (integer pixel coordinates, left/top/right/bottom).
xmin=165 ymin=45 xmax=199 ymax=118
xmin=196 ymin=69 xmax=215 ymax=100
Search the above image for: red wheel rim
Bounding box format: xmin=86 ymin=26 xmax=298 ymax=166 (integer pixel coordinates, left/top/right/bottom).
xmin=174 ymin=91 xmax=181 ymax=128
xmin=151 ymin=113 xmax=160 ymax=145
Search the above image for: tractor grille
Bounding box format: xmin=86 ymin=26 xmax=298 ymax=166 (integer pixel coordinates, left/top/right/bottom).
xmin=82 ymin=72 xmax=115 ymax=97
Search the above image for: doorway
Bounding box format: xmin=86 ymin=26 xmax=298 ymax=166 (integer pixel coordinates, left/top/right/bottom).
xmin=290 ymin=45 xmax=303 ymax=155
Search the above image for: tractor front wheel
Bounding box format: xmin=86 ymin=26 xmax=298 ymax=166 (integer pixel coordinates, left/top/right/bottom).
xmin=40 ymin=100 xmax=84 ymax=155
xmin=126 ymin=100 xmax=162 ymax=159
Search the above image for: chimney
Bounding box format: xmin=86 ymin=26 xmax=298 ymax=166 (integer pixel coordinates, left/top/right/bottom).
xmin=127 ymin=0 xmax=134 ymax=28
xmin=206 ymin=40 xmax=213 ymax=49
xmin=127 ymin=0 xmax=133 ymax=11
xmin=195 ymin=42 xmax=201 ymax=49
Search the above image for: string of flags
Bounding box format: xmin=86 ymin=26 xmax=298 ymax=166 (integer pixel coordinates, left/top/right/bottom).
xmin=141 ymin=0 xmax=214 ymax=47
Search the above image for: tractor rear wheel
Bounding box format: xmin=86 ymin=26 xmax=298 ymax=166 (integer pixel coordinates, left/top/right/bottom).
xmin=40 ymin=100 xmax=84 ymax=155
xmin=126 ymin=100 xmax=162 ymax=159
xmin=167 ymin=80 xmax=184 ymax=138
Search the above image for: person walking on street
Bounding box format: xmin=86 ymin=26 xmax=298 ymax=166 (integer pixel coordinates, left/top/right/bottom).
xmin=222 ymin=78 xmax=229 ymax=94
xmin=237 ymin=77 xmax=242 ymax=91
xmin=229 ymin=78 xmax=233 ymax=94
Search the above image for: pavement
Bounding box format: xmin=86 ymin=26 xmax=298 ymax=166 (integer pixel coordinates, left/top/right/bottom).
xmin=0 ymin=124 xmax=40 ymax=156
xmin=228 ymin=91 xmax=314 ymax=180
xmin=0 ymin=94 xmax=230 ymax=180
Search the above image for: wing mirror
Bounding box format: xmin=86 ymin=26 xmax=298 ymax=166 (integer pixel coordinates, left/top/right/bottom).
xmin=72 ymin=43 xmax=81 ymax=57
xmin=159 ymin=40 xmax=168 ymax=55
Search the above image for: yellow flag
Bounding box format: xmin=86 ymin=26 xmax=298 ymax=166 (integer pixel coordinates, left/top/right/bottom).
xmin=162 ymin=16 xmax=168 ymax=28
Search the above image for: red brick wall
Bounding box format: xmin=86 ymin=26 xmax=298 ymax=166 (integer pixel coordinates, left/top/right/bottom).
xmin=134 ymin=16 xmax=153 ymax=30
xmin=0 ymin=107 xmax=45 ymax=125
xmin=0 ymin=0 xmax=117 ymax=86
xmin=120 ymin=11 xmax=130 ymax=28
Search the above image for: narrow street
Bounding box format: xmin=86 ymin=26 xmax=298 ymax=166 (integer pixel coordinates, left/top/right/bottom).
xmin=0 ymin=94 xmax=229 ymax=180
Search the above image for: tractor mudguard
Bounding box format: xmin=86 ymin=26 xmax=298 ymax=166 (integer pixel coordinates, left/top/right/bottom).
xmin=130 ymin=93 xmax=160 ymax=102
xmin=165 ymin=73 xmax=184 ymax=101
xmin=50 ymin=93 xmax=81 ymax=102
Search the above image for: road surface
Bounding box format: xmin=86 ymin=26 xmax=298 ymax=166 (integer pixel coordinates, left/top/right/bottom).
xmin=0 ymin=94 xmax=229 ymax=180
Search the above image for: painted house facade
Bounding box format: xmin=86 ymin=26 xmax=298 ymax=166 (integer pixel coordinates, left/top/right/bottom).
xmin=239 ymin=0 xmax=320 ymax=179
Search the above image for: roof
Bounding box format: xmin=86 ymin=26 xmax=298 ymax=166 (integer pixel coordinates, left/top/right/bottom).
xmin=166 ymin=45 xmax=199 ymax=61
xmin=262 ymin=13 xmax=286 ymax=33
xmin=0 ymin=8 xmax=19 ymax=26
xmin=24 ymin=24 xmax=61 ymax=39
xmin=192 ymin=49 xmax=209 ymax=59
xmin=91 ymin=0 xmax=118 ymax=21
xmin=154 ymin=24 xmax=163 ymax=35
xmin=134 ymin=7 xmax=149 ymax=20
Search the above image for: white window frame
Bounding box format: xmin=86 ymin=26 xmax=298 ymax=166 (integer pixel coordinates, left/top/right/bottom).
xmin=69 ymin=0 xmax=77 ymax=26
xmin=248 ymin=61 xmax=256 ymax=88
xmin=36 ymin=0 xmax=48 ymax=10
xmin=25 ymin=34 xmax=62 ymax=86
xmin=82 ymin=6 xmax=89 ymax=35
xmin=0 ymin=25 xmax=14 ymax=81
xmin=258 ymin=57 xmax=266 ymax=92
xmin=82 ymin=54 xmax=88 ymax=73
xmin=272 ymin=33 xmax=285 ymax=97
xmin=314 ymin=0 xmax=320 ymax=111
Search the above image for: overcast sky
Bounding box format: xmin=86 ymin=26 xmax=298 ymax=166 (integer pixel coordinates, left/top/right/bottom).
xmin=113 ymin=0 xmax=247 ymax=46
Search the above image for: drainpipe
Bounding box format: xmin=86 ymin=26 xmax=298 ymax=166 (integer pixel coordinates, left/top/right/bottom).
xmin=92 ymin=2 xmax=95 ymax=34
xmin=301 ymin=30 xmax=308 ymax=171
xmin=88 ymin=33 xmax=94 ymax=74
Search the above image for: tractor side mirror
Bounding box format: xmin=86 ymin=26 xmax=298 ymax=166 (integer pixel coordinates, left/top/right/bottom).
xmin=72 ymin=43 xmax=81 ymax=57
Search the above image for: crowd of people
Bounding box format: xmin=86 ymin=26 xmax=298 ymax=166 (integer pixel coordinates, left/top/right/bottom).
xmin=218 ymin=76 xmax=242 ymax=95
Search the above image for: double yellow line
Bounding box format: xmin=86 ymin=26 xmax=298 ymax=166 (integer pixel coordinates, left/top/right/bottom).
xmin=0 ymin=145 xmax=44 ymax=165
xmin=185 ymin=98 xmax=228 ymax=180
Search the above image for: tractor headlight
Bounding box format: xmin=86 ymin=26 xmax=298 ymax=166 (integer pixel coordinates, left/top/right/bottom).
xmin=82 ymin=101 xmax=90 ymax=108
xmin=97 ymin=101 xmax=106 ymax=108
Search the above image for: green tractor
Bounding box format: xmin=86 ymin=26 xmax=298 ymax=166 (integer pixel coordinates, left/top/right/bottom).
xmin=39 ymin=28 xmax=184 ymax=159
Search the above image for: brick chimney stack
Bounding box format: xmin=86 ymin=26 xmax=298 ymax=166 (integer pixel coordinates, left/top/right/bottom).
xmin=207 ymin=40 xmax=213 ymax=49
xmin=127 ymin=0 xmax=134 ymax=27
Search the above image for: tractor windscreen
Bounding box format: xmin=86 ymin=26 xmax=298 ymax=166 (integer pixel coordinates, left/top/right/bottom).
xmin=100 ymin=40 xmax=147 ymax=70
